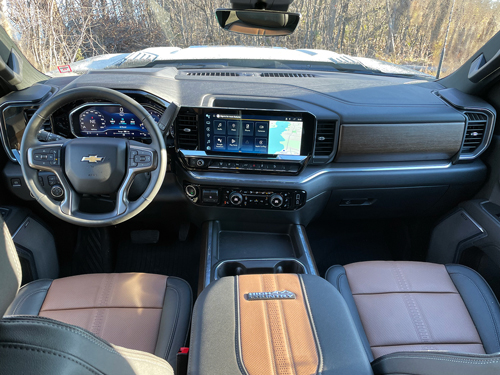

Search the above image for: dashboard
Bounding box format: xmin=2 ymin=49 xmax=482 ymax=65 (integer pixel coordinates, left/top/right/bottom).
xmin=0 ymin=68 xmax=497 ymax=224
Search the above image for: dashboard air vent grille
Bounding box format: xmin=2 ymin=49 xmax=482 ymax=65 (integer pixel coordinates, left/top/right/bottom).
xmin=185 ymin=72 xmax=240 ymax=77
xmin=314 ymin=121 xmax=336 ymax=156
xmin=175 ymin=109 xmax=199 ymax=150
xmin=462 ymin=112 xmax=488 ymax=154
xmin=24 ymin=108 xmax=52 ymax=132
xmin=260 ymin=72 xmax=315 ymax=78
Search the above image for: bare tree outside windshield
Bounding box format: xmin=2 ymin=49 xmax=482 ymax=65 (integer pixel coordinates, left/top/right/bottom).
xmin=1 ymin=0 xmax=498 ymax=77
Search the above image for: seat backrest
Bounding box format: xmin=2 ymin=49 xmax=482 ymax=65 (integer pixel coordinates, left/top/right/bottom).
xmin=0 ymin=216 xmax=21 ymax=317
xmin=0 ymin=316 xmax=173 ymax=375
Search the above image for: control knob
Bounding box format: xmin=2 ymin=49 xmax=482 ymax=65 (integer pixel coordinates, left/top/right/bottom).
xmin=185 ymin=185 xmax=197 ymax=198
xmin=270 ymin=194 xmax=284 ymax=208
xmin=229 ymin=191 xmax=243 ymax=206
xmin=50 ymin=185 xmax=64 ymax=199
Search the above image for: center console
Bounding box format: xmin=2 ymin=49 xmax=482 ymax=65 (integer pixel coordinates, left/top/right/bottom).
xmin=188 ymin=273 xmax=373 ymax=375
xmin=176 ymin=107 xmax=316 ymax=211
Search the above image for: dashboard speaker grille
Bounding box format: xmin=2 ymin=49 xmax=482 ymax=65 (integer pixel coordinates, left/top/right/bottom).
xmin=185 ymin=72 xmax=240 ymax=77
xmin=462 ymin=112 xmax=488 ymax=154
xmin=24 ymin=108 xmax=52 ymax=132
xmin=260 ymin=72 xmax=315 ymax=78
xmin=175 ymin=109 xmax=199 ymax=150
xmin=314 ymin=121 xmax=336 ymax=157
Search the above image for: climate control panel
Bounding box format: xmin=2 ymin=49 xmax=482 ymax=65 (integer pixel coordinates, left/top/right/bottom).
xmin=184 ymin=183 xmax=306 ymax=210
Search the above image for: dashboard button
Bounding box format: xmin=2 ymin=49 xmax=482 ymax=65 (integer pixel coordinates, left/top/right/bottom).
xmin=202 ymin=189 xmax=219 ymax=203
xmin=185 ymin=185 xmax=197 ymax=198
xmin=10 ymin=178 xmax=21 ymax=187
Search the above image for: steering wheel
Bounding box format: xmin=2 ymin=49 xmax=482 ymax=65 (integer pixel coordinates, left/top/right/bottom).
xmin=20 ymin=87 xmax=167 ymax=227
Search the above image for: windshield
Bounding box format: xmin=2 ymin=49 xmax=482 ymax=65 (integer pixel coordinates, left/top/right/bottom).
xmin=3 ymin=0 xmax=499 ymax=79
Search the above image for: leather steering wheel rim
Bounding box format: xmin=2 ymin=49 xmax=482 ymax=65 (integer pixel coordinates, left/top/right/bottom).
xmin=20 ymin=86 xmax=167 ymax=227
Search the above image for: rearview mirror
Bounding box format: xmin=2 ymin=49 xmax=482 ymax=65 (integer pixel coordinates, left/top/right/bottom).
xmin=216 ymin=9 xmax=300 ymax=37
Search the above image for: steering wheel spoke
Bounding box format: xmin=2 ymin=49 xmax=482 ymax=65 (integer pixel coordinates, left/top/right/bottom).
xmin=59 ymin=179 xmax=80 ymax=216
xmin=115 ymin=141 xmax=159 ymax=216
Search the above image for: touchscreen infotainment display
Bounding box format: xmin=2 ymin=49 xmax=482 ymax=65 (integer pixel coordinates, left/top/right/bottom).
xmin=203 ymin=112 xmax=304 ymax=155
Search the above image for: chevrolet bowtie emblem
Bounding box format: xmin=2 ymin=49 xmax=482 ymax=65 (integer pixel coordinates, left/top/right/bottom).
xmin=246 ymin=290 xmax=296 ymax=301
xmin=81 ymin=155 xmax=104 ymax=163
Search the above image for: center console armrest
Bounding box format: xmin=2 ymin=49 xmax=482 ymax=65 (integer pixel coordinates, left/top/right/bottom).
xmin=187 ymin=274 xmax=373 ymax=375
xmin=372 ymin=351 xmax=500 ymax=375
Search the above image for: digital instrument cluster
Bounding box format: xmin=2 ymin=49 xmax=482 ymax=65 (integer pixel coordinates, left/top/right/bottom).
xmin=70 ymin=104 xmax=163 ymax=139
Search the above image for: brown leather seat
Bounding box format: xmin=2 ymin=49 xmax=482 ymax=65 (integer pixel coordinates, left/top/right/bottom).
xmin=326 ymin=261 xmax=500 ymax=361
xmin=0 ymin=216 xmax=191 ymax=375
xmin=6 ymin=272 xmax=192 ymax=361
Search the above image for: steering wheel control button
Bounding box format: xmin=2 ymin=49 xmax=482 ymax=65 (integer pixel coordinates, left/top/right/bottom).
xmin=47 ymin=175 xmax=60 ymax=186
xmin=33 ymin=147 xmax=61 ymax=167
xmin=229 ymin=191 xmax=243 ymax=206
xmin=50 ymin=185 xmax=64 ymax=199
xmin=202 ymin=189 xmax=219 ymax=204
xmin=129 ymin=148 xmax=154 ymax=170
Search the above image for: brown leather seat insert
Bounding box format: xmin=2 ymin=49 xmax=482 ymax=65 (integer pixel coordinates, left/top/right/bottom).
xmin=39 ymin=273 xmax=167 ymax=354
xmin=344 ymin=261 xmax=485 ymax=358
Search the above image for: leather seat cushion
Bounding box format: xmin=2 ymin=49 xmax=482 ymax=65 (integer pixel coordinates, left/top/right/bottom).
xmin=326 ymin=261 xmax=500 ymax=361
xmin=5 ymin=273 xmax=192 ymax=367
xmin=39 ymin=273 xmax=167 ymax=354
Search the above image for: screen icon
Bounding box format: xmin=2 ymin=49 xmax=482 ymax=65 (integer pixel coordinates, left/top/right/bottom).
xmin=241 ymin=137 xmax=254 ymax=152
xmin=227 ymin=136 xmax=239 ymax=150
xmin=255 ymin=122 xmax=268 ymax=134
xmin=255 ymin=138 xmax=268 ymax=151
xmin=214 ymin=120 xmax=226 ymax=134
xmin=228 ymin=121 xmax=239 ymax=134
xmin=214 ymin=136 xmax=226 ymax=150
xmin=242 ymin=122 xmax=254 ymax=135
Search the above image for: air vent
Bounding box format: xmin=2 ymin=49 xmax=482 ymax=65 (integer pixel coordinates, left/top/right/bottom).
xmin=24 ymin=108 xmax=52 ymax=132
xmin=314 ymin=121 xmax=336 ymax=157
xmin=175 ymin=109 xmax=199 ymax=150
xmin=185 ymin=72 xmax=240 ymax=77
xmin=260 ymin=72 xmax=315 ymax=78
xmin=461 ymin=112 xmax=488 ymax=154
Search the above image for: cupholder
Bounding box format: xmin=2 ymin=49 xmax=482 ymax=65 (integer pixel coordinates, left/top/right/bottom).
xmin=216 ymin=259 xmax=306 ymax=279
